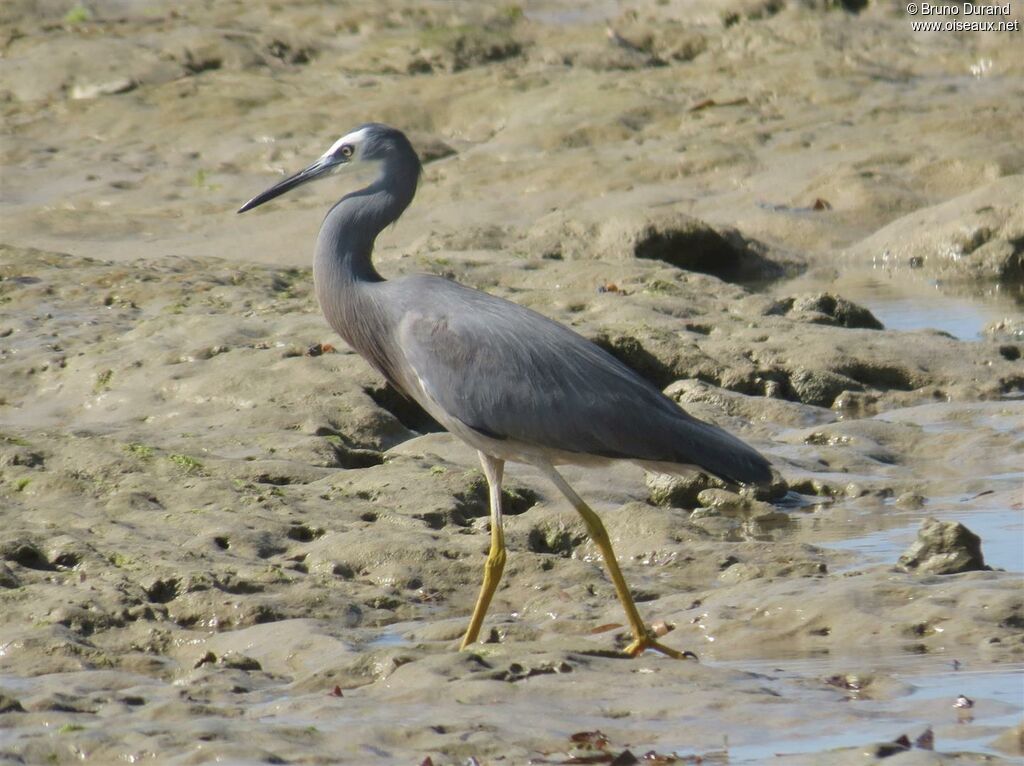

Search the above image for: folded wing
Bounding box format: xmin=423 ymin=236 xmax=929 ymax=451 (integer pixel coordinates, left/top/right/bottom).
xmin=392 ymin=277 xmax=771 ymax=485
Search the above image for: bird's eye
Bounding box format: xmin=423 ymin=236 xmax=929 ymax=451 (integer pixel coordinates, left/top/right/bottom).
xmin=339 ymin=144 xmax=354 ymax=158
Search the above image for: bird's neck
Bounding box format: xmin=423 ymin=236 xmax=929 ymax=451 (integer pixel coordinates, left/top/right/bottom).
xmin=312 ymin=154 xmax=419 ymax=369
xmin=314 ymin=156 xmax=419 ymax=285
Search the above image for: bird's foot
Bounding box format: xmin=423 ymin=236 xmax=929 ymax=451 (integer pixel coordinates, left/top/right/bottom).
xmin=623 ymin=632 xmax=698 ymax=661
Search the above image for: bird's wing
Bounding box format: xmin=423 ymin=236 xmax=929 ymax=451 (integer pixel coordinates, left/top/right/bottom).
xmin=392 ymin=278 xmax=770 ymax=484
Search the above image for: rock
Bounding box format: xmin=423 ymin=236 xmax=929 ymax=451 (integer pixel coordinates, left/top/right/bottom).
xmin=897 ymin=518 xmax=988 ymax=575
xmin=788 ymin=366 xmax=862 ymax=407
xmin=218 ymin=651 xmax=263 ymax=671
xmin=696 ymin=489 xmax=775 ymax=516
xmin=894 ymin=492 xmax=926 ymax=510
xmin=774 ymin=292 xmax=884 ymax=330
xmin=849 ymin=176 xmax=1024 ymax=281
xmin=743 ymin=509 xmax=792 ymax=534
xmin=984 ymin=317 xmax=1024 ymax=342
xmin=646 ymin=471 xmax=723 ymax=508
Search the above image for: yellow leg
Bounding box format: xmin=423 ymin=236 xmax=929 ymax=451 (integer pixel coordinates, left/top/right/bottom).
xmin=539 ymin=464 xmax=695 ymax=660
xmin=460 ymin=453 xmax=507 ymax=650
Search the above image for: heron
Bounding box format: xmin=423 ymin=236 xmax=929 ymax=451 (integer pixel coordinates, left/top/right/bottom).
xmin=238 ymin=123 xmax=771 ymax=659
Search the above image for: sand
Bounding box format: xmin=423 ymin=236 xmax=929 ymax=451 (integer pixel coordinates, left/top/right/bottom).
xmin=1 ymin=0 xmax=1022 ymax=763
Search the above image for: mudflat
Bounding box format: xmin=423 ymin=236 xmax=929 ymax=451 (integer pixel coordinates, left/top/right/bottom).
xmin=1 ymin=1 xmax=1022 ymax=764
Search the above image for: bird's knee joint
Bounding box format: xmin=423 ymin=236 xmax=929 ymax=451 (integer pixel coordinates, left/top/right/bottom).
xmin=485 ymin=549 xmax=506 ymax=573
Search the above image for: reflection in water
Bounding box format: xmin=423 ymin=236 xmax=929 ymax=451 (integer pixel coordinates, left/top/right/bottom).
xmin=711 ymin=655 xmax=1024 ymax=764
xmin=767 ymin=267 xmax=1022 ymax=340
xmin=822 ymin=502 xmax=1024 ymax=574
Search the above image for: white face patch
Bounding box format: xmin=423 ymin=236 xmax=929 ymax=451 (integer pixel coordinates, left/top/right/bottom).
xmin=324 ymin=127 xmax=371 ymax=160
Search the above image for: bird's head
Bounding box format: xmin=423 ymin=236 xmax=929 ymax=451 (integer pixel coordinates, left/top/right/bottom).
xmin=237 ymin=123 xmax=418 ymax=214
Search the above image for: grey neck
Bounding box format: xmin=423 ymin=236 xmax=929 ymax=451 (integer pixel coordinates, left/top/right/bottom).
xmin=314 ymin=154 xmax=420 ymax=284
xmin=312 ymin=150 xmax=420 ymax=385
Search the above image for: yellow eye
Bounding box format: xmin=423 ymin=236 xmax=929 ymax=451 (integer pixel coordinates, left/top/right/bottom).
xmin=340 ymin=144 xmax=354 ymax=158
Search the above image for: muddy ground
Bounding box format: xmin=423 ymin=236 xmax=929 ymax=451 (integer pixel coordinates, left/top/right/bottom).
xmin=1 ymin=0 xmax=1022 ymax=764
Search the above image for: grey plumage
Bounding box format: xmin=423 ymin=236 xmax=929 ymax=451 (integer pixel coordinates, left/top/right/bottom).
xmin=239 ymin=123 xmax=772 ymax=657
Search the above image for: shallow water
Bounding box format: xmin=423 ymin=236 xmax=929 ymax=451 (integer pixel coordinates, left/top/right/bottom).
xmin=1 ymin=2 xmax=1023 ymax=762
xmin=714 ymin=655 xmax=1024 ymax=764
xmin=771 ymin=268 xmax=1022 ymax=339
xmin=824 ymin=503 xmax=1024 ymax=574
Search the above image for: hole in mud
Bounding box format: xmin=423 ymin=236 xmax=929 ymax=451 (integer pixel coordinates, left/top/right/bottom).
xmin=364 ymin=384 xmax=444 ymax=434
xmin=286 ymin=524 xmax=323 ymax=542
xmin=52 ymin=552 xmax=80 ymax=569
xmin=316 ymin=428 xmax=385 ymax=468
xmin=999 ymin=614 xmax=1024 ymax=630
xmin=252 ymin=473 xmax=296 ymax=486
xmin=3 ymin=542 xmax=52 ymax=571
xmin=415 ymin=511 xmax=447 ymax=530
xmin=213 ymin=536 xmax=230 ymax=550
xmin=527 ymin=526 xmax=585 ymax=556
xmin=214 ymin=576 xmax=264 ymax=595
xmin=834 ymin=361 xmax=915 ymax=391
xmin=452 ymin=481 xmax=540 ymax=523
xmin=359 ymin=512 xmax=378 ymax=522
xmin=58 ymin=616 xmax=95 ymax=637
xmin=332 ymin=563 xmax=355 ymax=579
xmin=330 ymin=444 xmax=384 ymax=469
xmin=633 ymin=224 xmax=782 ymax=284
xmin=145 ymin=578 xmax=180 ymax=604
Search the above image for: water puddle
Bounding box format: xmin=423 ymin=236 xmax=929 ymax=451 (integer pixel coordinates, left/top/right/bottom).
xmin=713 ymin=655 xmax=1024 ymax=764
xmin=712 ymin=655 xmax=1024 ymax=761
xmin=364 ymin=630 xmax=412 ymax=649
xmin=824 ymin=503 xmax=1024 ymax=573
xmin=768 ymin=268 xmax=1021 ymax=339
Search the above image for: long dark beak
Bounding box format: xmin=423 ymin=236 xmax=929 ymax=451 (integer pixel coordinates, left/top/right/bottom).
xmin=237 ymin=155 xmax=345 ymax=213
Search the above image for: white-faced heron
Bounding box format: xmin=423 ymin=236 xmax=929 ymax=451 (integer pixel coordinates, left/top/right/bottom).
xmin=239 ymin=123 xmax=772 ymax=659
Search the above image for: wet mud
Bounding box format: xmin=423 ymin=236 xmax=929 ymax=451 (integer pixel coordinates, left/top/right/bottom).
xmin=1 ymin=0 xmax=1022 ymax=763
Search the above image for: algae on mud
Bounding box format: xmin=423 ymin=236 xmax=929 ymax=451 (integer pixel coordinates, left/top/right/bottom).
xmin=2 ymin=0 xmax=1024 ymax=763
